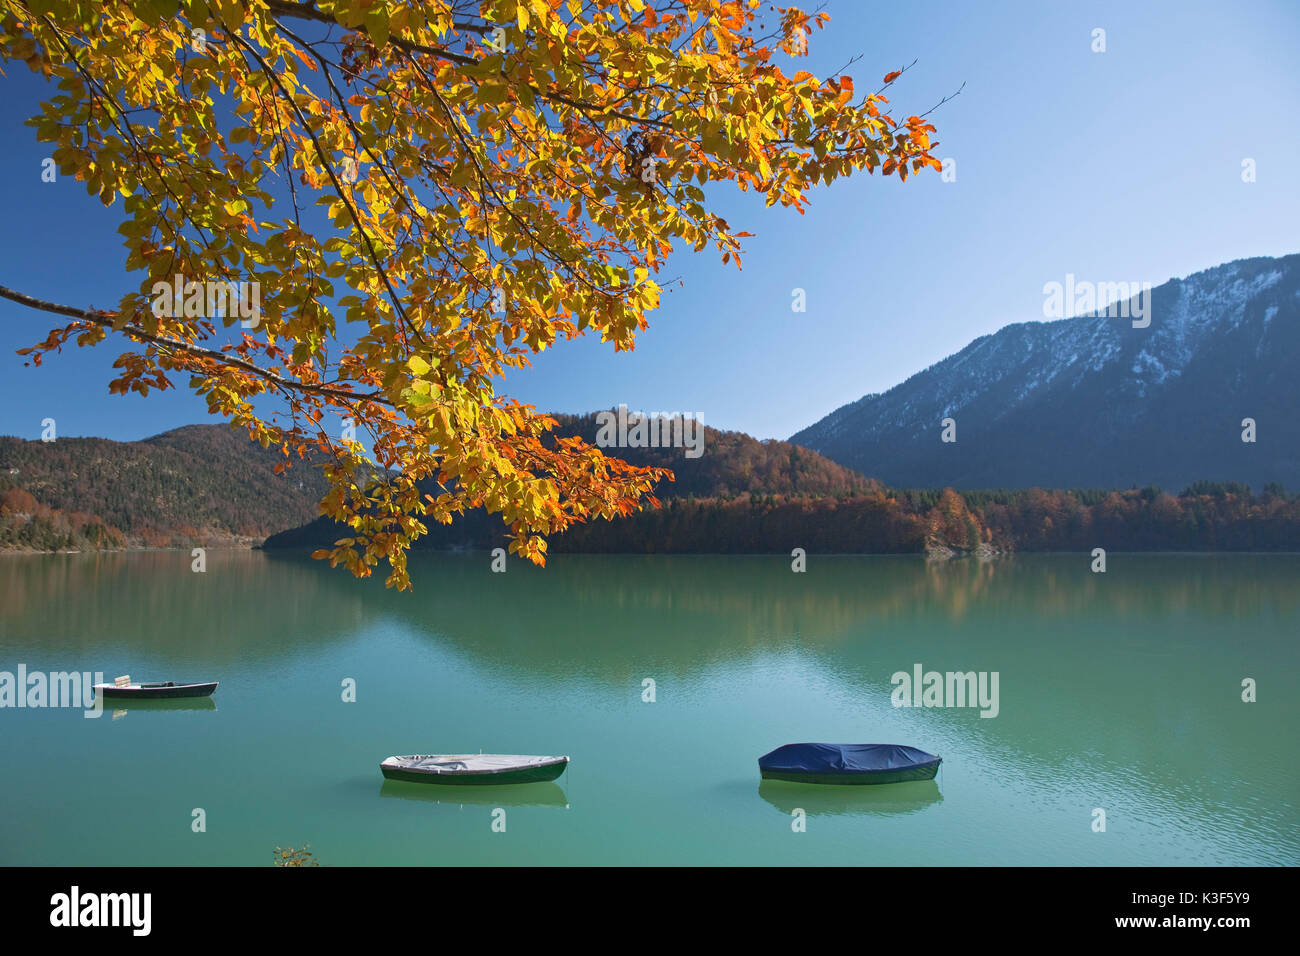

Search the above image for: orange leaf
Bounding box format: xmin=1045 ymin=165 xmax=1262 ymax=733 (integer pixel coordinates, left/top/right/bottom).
xmin=837 ymin=75 xmax=854 ymax=105
xmin=289 ymin=46 xmax=317 ymax=72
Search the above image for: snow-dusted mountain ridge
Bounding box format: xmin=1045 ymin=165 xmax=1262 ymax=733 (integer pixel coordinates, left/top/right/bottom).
xmin=789 ymin=254 xmax=1300 ymax=491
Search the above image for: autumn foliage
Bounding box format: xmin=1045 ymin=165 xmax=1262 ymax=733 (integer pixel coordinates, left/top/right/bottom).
xmin=549 ymin=485 xmax=1300 ymax=555
xmin=0 ymin=0 xmax=943 ymax=587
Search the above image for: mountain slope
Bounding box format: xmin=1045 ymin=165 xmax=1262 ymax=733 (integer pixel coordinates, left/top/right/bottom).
xmin=0 ymin=417 xmax=869 ymax=551
xmin=790 ymin=254 xmax=1300 ymax=491
xmin=262 ymin=415 xmax=875 ymax=550
xmin=0 ymin=424 xmax=332 ymax=546
xmin=547 ymin=412 xmax=872 ymax=498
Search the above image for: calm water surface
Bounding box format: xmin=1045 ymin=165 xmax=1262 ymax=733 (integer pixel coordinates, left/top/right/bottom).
xmin=0 ymin=551 xmax=1295 ymax=865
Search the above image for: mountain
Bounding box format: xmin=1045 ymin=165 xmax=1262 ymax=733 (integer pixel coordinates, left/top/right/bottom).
xmin=547 ymin=412 xmax=872 ymax=498
xmin=11 ymin=249 xmax=1300 ymax=559
xmin=0 ymin=424 xmax=332 ymax=548
xmin=0 ymin=417 xmax=868 ymax=552
xmin=261 ymin=414 xmax=875 ymax=551
xmin=790 ymin=254 xmax=1300 ymax=492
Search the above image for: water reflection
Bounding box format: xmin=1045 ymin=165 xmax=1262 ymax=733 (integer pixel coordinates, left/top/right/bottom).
xmin=1 ymin=550 xmax=1295 ymax=863
xmin=0 ymin=551 xmax=368 ymax=663
xmin=758 ymin=779 xmax=943 ymax=817
xmin=348 ymin=552 xmax=1300 ymax=683
xmin=338 ymin=552 xmax=1297 ymax=812
xmin=5 ymin=550 xmax=1296 ymax=677
xmin=105 ymin=697 xmax=217 ymax=719
xmin=378 ymin=780 xmax=569 ymax=808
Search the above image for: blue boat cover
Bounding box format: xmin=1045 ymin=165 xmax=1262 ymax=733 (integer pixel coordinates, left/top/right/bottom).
xmin=759 ymin=743 xmax=939 ymax=774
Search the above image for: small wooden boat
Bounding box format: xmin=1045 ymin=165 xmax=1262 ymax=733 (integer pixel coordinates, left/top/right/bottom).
xmin=758 ymin=743 xmax=941 ymax=785
xmin=93 ymin=678 xmax=218 ymax=700
xmin=380 ymin=754 xmax=569 ymax=786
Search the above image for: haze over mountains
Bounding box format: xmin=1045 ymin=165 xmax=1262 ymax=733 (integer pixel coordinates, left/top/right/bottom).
xmin=791 ymin=255 xmax=1300 ymax=493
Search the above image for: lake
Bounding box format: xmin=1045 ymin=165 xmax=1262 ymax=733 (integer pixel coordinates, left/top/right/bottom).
xmin=0 ymin=551 xmax=1295 ymax=865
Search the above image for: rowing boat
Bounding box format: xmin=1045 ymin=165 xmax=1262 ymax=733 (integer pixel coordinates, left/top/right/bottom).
xmin=94 ymin=680 xmax=218 ymax=700
xmin=379 ymin=754 xmax=569 ymax=786
xmin=758 ymin=743 xmax=941 ymax=785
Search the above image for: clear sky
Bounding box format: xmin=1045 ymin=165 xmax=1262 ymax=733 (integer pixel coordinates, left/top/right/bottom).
xmin=1 ymin=0 xmax=1297 ymax=443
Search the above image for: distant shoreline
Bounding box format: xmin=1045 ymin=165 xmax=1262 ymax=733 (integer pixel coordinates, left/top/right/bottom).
xmin=0 ymin=541 xmax=261 ymax=555
xmin=5 ymin=546 xmax=1298 ymax=558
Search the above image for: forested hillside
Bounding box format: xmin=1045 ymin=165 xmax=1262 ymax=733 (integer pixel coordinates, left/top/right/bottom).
xmin=0 ymin=416 xmax=866 ymax=551
xmin=548 ymin=412 xmax=872 ymax=498
xmin=6 ymin=420 xmax=1298 ymax=557
xmin=0 ymin=424 xmax=331 ymax=549
xmin=552 ymin=483 xmax=1300 ymax=554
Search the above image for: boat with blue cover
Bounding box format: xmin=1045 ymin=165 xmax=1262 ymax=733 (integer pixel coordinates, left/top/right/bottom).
xmin=758 ymin=743 xmax=941 ymax=785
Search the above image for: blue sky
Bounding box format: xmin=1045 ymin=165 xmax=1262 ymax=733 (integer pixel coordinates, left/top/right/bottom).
xmin=1 ymin=0 xmax=1297 ymax=443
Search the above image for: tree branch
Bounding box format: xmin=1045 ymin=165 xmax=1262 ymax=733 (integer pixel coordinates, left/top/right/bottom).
xmin=0 ymin=283 xmax=389 ymax=407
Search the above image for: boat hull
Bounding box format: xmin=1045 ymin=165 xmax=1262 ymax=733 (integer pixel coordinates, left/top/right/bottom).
xmin=380 ymin=758 xmax=568 ymax=786
xmin=95 ymin=681 xmax=218 ymax=700
xmin=760 ymin=760 xmax=940 ymax=786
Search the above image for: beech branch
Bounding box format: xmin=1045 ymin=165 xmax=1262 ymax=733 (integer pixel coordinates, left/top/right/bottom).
xmin=0 ymin=283 xmax=390 ymax=407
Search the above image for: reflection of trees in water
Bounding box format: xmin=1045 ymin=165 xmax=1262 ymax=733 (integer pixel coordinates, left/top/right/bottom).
xmin=368 ymin=553 xmax=1300 ymax=677
xmin=0 ymin=551 xmax=368 ymax=662
xmin=364 ymin=552 xmax=1299 ymax=819
xmin=3 ymin=550 xmax=1295 ymax=853
xmin=4 ymin=552 xmax=1295 ymax=677
xmin=923 ymin=553 xmax=1300 ymax=620
xmin=371 ymin=554 xmax=955 ymax=681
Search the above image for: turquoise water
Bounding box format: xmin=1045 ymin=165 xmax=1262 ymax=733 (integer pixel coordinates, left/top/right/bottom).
xmin=0 ymin=551 xmax=1295 ymax=865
